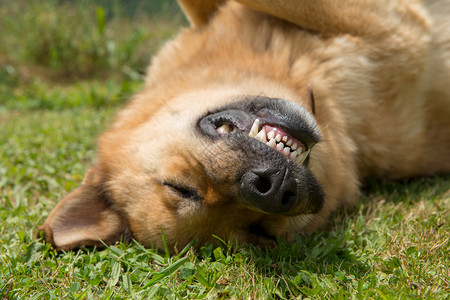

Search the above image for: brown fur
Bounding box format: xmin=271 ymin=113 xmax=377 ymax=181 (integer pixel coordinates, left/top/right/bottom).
xmin=37 ymin=0 xmax=450 ymax=253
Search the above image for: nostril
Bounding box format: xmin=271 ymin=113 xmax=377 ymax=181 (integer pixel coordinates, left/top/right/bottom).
xmin=254 ymin=175 xmax=272 ymax=194
xmin=240 ymin=168 xmax=298 ymax=214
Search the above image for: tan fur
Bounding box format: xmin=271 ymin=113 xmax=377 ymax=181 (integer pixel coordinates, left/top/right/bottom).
xmin=37 ymin=0 xmax=450 ymax=253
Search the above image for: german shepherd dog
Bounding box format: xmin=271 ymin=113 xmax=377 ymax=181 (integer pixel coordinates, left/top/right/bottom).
xmin=37 ymin=0 xmax=450 ymax=253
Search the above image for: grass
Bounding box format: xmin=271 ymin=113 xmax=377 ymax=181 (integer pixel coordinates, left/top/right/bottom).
xmin=0 ymin=0 xmax=184 ymax=110
xmin=0 ymin=0 xmax=449 ymax=299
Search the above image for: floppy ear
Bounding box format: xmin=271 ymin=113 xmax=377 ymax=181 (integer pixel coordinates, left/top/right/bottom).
xmin=36 ymin=168 xmax=130 ymax=251
xmin=178 ymin=0 xmax=226 ymax=27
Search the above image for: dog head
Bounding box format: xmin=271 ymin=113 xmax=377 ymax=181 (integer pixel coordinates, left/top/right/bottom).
xmin=37 ymin=2 xmax=357 ymax=252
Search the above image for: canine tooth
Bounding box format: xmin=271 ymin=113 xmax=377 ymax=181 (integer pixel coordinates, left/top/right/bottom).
xmin=255 ymin=128 xmax=267 ymax=143
xmin=291 ymin=143 xmax=298 ymax=150
xmin=217 ymin=124 xmax=231 ymax=134
xmin=275 ymin=134 xmax=282 ymax=142
xmin=282 ymin=136 xmax=288 ymax=142
xmin=276 ymin=142 xmax=284 ymax=151
xmin=287 ymin=139 xmax=293 ymax=146
xmin=267 ymin=138 xmax=276 ymax=147
xmin=248 ymin=119 xmax=260 ymax=138
xmin=267 ymin=130 xmax=275 ymax=140
xmin=283 ymin=147 xmax=290 ymax=156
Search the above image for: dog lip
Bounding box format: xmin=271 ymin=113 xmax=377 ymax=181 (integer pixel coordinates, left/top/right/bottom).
xmin=210 ymin=114 xmax=312 ymax=148
xmin=198 ymin=110 xmax=315 ymax=166
xmin=197 ymin=98 xmax=320 ymax=150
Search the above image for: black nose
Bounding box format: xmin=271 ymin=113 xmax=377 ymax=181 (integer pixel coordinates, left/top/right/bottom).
xmin=240 ymin=166 xmax=298 ymax=214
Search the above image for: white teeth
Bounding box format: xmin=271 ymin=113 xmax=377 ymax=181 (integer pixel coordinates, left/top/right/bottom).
xmin=276 ymin=142 xmax=284 ymax=151
xmin=217 ymin=124 xmax=232 ymax=134
xmin=248 ymin=119 xmax=260 ymax=138
xmin=290 ymin=150 xmax=298 ymax=159
xmin=267 ymin=138 xmax=276 ymax=147
xmin=255 ymin=128 xmax=267 ymax=143
xmin=247 ymin=121 xmax=310 ymax=165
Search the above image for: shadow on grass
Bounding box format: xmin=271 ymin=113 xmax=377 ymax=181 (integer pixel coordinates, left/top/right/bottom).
xmin=240 ymin=229 xmax=370 ymax=292
xmin=361 ymin=173 xmax=450 ymax=205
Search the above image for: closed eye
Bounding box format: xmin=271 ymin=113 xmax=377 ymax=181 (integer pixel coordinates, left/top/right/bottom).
xmin=163 ymin=181 xmax=202 ymax=201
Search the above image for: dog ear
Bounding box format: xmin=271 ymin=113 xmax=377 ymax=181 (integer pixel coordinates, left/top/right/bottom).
xmin=36 ymin=168 xmax=130 ymax=251
xmin=178 ymin=0 xmax=226 ymax=27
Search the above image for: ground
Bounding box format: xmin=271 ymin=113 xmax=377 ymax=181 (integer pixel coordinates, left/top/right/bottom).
xmin=0 ymin=0 xmax=449 ymax=298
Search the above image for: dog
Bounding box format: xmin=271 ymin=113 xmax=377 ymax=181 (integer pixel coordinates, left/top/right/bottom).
xmin=37 ymin=0 xmax=450 ymax=253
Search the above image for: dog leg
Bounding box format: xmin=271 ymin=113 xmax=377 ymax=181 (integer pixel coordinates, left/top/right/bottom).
xmin=236 ymin=0 xmax=430 ymax=39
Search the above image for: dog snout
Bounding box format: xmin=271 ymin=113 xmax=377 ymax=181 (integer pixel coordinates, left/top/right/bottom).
xmin=240 ymin=166 xmax=298 ymax=214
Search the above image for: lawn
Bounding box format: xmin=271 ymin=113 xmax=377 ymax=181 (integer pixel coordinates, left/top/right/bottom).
xmin=1 ymin=0 xmax=449 ymax=299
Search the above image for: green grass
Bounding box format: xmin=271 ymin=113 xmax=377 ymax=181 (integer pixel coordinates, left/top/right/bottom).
xmin=0 ymin=0 xmax=184 ymax=110
xmin=0 ymin=0 xmax=183 ymax=81
xmin=0 ymin=0 xmax=449 ymax=299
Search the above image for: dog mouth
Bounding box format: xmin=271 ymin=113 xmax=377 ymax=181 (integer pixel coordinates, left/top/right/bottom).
xmin=216 ymin=118 xmax=311 ymax=165
xmin=197 ymin=97 xmax=324 ymax=216
xmin=198 ymin=97 xmax=321 ymax=155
